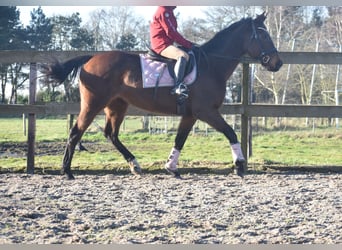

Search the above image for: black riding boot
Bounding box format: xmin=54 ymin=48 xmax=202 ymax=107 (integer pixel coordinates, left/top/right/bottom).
xmin=171 ymin=56 xmax=189 ymax=99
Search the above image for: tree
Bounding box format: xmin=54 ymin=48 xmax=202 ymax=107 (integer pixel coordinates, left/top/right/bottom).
xmin=51 ymin=13 xmax=83 ymax=50
xmin=70 ymin=28 xmax=95 ymax=50
xmin=180 ymin=17 xmax=208 ymax=45
xmin=50 ymin=12 xmax=94 ymax=51
xmin=116 ymin=33 xmax=138 ymax=51
xmin=46 ymin=13 xmax=95 ymax=102
xmin=324 ymin=7 xmax=342 ymax=109
xmin=25 ymin=7 xmax=53 ymax=50
xmin=0 ymin=6 xmax=23 ymax=50
xmin=87 ymin=7 xmax=146 ymax=50
xmin=0 ymin=64 xmax=9 ymax=103
xmin=8 ymin=63 xmax=28 ymax=104
xmin=200 ymin=6 xmax=261 ymax=34
xmin=85 ymin=10 xmax=105 ymax=50
xmin=0 ymin=6 xmax=26 ymax=104
xmin=311 ymin=7 xmax=324 ymax=28
xmin=253 ymin=6 xmax=288 ymax=105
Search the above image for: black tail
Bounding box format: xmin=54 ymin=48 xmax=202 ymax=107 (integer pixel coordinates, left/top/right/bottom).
xmin=41 ymin=55 xmax=93 ymax=84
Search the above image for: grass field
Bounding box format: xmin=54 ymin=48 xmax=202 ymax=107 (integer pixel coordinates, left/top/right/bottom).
xmin=1 ymin=116 xmax=342 ymax=174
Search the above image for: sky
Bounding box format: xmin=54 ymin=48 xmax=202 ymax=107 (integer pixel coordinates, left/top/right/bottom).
xmin=17 ymin=6 xmax=207 ymax=26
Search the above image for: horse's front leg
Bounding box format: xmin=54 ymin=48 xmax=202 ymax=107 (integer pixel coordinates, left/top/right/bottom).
xmin=165 ymin=116 xmax=197 ymax=178
xmin=197 ymin=109 xmax=246 ymax=177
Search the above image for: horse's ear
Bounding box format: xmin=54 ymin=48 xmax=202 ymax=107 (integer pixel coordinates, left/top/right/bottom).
xmin=256 ymin=11 xmax=267 ymax=22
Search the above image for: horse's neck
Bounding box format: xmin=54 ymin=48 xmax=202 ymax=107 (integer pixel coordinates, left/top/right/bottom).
xmin=204 ymin=38 xmax=245 ymax=58
xmin=201 ymin=30 xmax=246 ymax=82
xmin=203 ymin=21 xmax=248 ymax=56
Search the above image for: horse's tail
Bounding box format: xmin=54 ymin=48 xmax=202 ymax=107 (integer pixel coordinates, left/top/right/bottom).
xmin=42 ymin=55 xmax=93 ymax=84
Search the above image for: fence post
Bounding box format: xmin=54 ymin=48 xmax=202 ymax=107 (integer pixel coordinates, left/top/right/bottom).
xmin=22 ymin=113 xmax=26 ymax=136
xmin=241 ymin=63 xmax=250 ymax=172
xmin=27 ymin=63 xmax=37 ymax=174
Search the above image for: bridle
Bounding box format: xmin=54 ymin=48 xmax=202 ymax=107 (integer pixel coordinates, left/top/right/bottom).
xmin=250 ymin=18 xmax=278 ymax=66
xmin=196 ymin=17 xmax=278 ymax=69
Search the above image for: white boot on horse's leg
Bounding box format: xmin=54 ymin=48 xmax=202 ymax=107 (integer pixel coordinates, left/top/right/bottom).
xmin=128 ymin=158 xmax=142 ymax=175
xmin=230 ymin=142 xmax=246 ymax=178
xmin=165 ymin=147 xmax=181 ymax=178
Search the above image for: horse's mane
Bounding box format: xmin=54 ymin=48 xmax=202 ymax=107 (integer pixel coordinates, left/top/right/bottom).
xmin=201 ymin=17 xmax=252 ymax=52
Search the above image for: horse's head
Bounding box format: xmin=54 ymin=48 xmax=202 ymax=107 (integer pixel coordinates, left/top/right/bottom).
xmin=246 ymin=12 xmax=283 ymax=72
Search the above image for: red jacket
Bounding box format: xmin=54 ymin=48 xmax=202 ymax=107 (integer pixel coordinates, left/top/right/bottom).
xmin=150 ymin=6 xmax=192 ymax=54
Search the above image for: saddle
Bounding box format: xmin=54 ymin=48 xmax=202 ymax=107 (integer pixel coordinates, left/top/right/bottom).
xmin=147 ymin=48 xmax=196 ymax=78
xmin=140 ymin=49 xmax=197 ymax=89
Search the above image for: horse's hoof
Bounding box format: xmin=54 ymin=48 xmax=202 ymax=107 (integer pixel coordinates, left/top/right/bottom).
xmin=169 ymin=170 xmax=182 ymax=179
xmin=235 ymin=160 xmax=245 ymax=178
xmin=77 ymin=143 xmax=88 ymax=152
xmin=165 ymin=166 xmax=181 ymax=178
xmin=61 ymin=169 xmax=75 ymax=180
xmin=131 ymin=166 xmax=142 ymax=175
xmin=66 ymin=174 xmax=75 ymax=180
xmin=129 ymin=159 xmax=142 ymax=175
xmin=174 ymin=172 xmax=182 ymax=179
xmin=63 ymin=172 xmax=75 ymax=180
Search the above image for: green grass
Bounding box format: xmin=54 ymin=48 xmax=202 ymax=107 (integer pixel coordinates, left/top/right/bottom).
xmin=250 ymin=130 xmax=342 ymax=167
xmin=1 ymin=117 xmax=342 ymax=174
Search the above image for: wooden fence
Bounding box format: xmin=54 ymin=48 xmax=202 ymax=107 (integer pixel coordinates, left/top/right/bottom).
xmin=1 ymin=50 xmax=342 ymax=174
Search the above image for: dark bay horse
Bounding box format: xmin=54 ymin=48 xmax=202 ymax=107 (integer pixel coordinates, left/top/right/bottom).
xmin=43 ymin=13 xmax=282 ymax=180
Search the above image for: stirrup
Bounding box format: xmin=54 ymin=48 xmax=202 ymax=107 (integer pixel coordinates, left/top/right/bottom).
xmin=171 ymin=83 xmax=189 ymax=98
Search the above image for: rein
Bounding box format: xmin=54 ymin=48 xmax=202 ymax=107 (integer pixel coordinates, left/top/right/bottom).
xmin=196 ymin=46 xmax=240 ymax=72
xmin=204 ymin=51 xmax=241 ymax=61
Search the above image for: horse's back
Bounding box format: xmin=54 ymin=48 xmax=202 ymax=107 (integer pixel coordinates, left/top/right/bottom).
xmin=83 ymin=50 xmax=139 ymax=75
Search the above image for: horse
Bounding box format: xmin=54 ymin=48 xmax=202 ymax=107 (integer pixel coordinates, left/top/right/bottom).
xmin=43 ymin=12 xmax=283 ymax=180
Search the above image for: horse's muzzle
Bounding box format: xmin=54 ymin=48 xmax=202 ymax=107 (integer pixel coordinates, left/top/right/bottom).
xmin=272 ymin=59 xmax=283 ymax=72
xmin=266 ymin=58 xmax=283 ymax=72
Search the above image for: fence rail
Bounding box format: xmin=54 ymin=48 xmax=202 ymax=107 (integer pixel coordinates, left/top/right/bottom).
xmin=1 ymin=50 xmax=342 ymax=174
xmin=1 ymin=103 xmax=342 ymax=118
xmin=0 ymin=50 xmax=342 ymax=64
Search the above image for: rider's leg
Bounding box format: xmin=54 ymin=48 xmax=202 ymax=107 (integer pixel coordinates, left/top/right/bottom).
xmin=172 ymin=56 xmax=188 ymax=97
xmin=161 ymin=45 xmax=190 ymax=97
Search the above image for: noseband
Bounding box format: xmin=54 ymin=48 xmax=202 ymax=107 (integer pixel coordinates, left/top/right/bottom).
xmin=250 ymin=19 xmax=277 ymax=65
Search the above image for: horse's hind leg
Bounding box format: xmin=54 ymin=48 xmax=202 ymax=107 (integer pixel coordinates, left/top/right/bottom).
xmin=62 ymin=111 xmax=97 ymax=180
xmin=165 ymin=116 xmax=196 ymax=178
xmin=104 ymin=99 xmax=141 ymax=175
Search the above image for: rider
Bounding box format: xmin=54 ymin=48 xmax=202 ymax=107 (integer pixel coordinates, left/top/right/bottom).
xmin=150 ymin=6 xmax=193 ymax=98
